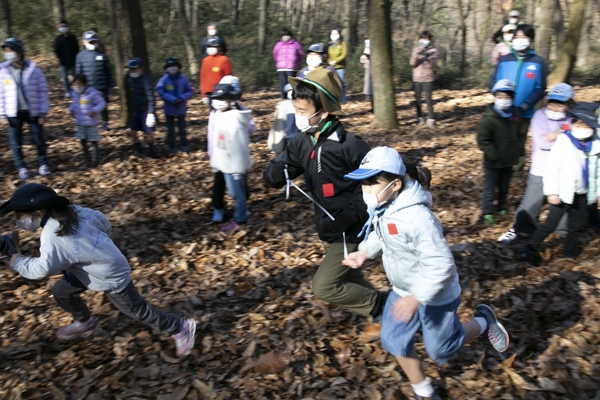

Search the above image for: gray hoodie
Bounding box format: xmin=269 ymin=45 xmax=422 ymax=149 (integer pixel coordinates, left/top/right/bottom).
xmin=359 ymin=179 xmax=461 ymax=306
xmin=12 ymin=206 xmax=131 ymax=293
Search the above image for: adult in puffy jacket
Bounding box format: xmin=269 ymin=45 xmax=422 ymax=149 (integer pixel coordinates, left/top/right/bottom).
xmin=272 ymin=28 xmax=303 ymax=99
xmin=53 ymin=20 xmax=79 ymax=98
xmin=0 ymin=38 xmax=51 ymax=181
xmin=75 ymin=31 xmax=115 ymax=130
xmin=327 ymin=29 xmax=348 ymax=102
xmin=409 ymin=31 xmax=438 ymax=127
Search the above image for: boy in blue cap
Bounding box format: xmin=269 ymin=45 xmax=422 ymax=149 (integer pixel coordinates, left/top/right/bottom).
xmin=343 ymin=146 xmax=509 ymax=400
xmin=125 ymin=57 xmax=156 ymax=157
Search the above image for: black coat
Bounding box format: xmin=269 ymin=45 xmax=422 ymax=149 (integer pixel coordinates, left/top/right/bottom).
xmin=200 ymin=35 xmax=227 ymax=56
xmin=75 ymin=49 xmax=115 ymax=92
xmin=53 ymin=34 xmax=79 ymax=66
xmin=263 ymin=120 xmax=370 ymax=243
xmin=126 ymin=73 xmax=155 ymax=114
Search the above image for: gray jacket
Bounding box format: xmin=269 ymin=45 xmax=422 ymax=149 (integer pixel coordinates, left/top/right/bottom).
xmin=12 ymin=206 xmax=131 ymax=293
xmin=359 ymin=179 xmax=461 ymax=306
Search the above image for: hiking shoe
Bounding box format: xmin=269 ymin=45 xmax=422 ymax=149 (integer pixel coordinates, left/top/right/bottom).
xmin=220 ymin=221 xmax=242 ymax=231
xmin=172 ymin=318 xmax=196 ymax=357
xmin=498 ymin=228 xmax=517 ymax=244
xmin=212 ymin=208 xmax=224 ymax=223
xmin=414 ymin=393 xmax=443 ymax=400
xmin=18 ymin=168 xmax=29 ymax=180
xmin=475 ymin=304 xmax=509 ymax=352
xmin=483 ymin=214 xmax=495 ymax=225
xmin=38 ymin=165 xmax=51 ymax=176
xmin=426 ymin=118 xmax=435 ymax=128
xmin=417 ymin=117 xmax=425 ymax=126
xmin=520 ymin=244 xmax=541 ymax=266
xmin=56 ymin=316 xmax=100 ymax=340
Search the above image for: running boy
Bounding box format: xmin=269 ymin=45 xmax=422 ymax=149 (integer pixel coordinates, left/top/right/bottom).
xmin=125 ymin=57 xmax=156 ymax=157
xmin=343 ymin=147 xmax=509 ymax=400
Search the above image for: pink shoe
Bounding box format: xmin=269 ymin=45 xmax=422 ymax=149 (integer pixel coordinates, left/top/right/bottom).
xmin=220 ymin=221 xmax=241 ymax=231
xmin=56 ymin=316 xmax=100 ymax=340
xmin=172 ymin=318 xmax=196 ymax=357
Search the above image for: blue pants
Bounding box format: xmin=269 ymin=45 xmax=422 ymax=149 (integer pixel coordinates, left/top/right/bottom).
xmin=8 ymin=111 xmax=48 ymax=170
xmin=223 ymin=173 xmax=248 ymax=223
xmin=335 ymin=69 xmax=346 ymax=103
xmin=130 ymin=111 xmax=153 ymax=134
xmin=166 ymin=115 xmax=188 ymax=150
xmin=60 ymin=65 xmax=75 ymax=95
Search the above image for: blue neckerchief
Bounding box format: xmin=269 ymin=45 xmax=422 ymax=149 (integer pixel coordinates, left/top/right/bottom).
xmin=494 ymin=105 xmax=513 ymax=118
xmin=358 ymin=205 xmax=388 ymax=240
xmin=564 ymin=129 xmax=593 ymax=188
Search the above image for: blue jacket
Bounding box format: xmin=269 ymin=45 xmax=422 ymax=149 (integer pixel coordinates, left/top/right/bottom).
xmin=489 ymin=50 xmax=547 ymax=119
xmin=75 ymin=49 xmax=115 ymax=92
xmin=156 ymin=72 xmax=194 ymax=116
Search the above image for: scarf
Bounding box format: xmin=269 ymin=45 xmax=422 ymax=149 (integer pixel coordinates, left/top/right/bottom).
xmin=357 ymin=205 xmax=388 ymax=240
xmin=494 ymin=105 xmax=513 ymax=118
xmin=564 ymin=129 xmax=593 ymax=188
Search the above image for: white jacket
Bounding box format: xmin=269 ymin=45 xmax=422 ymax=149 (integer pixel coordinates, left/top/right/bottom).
xmin=359 ymin=179 xmax=461 ymax=306
xmin=209 ymin=108 xmax=254 ymax=174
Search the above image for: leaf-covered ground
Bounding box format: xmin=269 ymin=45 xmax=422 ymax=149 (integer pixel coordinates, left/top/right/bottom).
xmin=0 ymin=73 xmax=599 ymax=399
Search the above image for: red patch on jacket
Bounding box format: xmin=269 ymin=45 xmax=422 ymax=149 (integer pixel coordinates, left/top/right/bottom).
xmin=526 ymin=72 xmax=535 ymax=79
xmin=388 ymin=224 xmax=398 ymax=235
xmin=310 ymin=150 xmax=315 ymax=159
xmin=322 ymin=183 xmax=334 ymax=197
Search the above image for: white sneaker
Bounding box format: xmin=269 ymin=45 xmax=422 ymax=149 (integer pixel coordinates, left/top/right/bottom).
xmin=426 ymin=118 xmax=435 ymax=128
xmin=417 ymin=117 xmax=425 ymax=126
xmin=38 ymin=165 xmax=51 ymax=176
xmin=497 ymin=229 xmax=517 ymax=244
xmin=18 ymin=168 xmax=29 ymax=180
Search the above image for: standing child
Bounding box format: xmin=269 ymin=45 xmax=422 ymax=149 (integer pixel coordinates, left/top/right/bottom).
xmin=268 ymin=83 xmax=298 ymax=154
xmin=156 ymin=57 xmax=194 ymax=153
xmin=0 ymin=183 xmax=196 ymax=357
xmin=409 ymin=31 xmax=438 ymax=127
xmin=360 ymin=47 xmax=373 ymax=110
xmin=69 ymin=74 xmax=106 ymax=167
xmin=491 ymin=24 xmax=515 ymax=65
xmin=200 ymin=38 xmax=233 ymax=105
xmin=343 ymin=147 xmax=509 ymax=400
xmin=477 ymin=79 xmax=525 ymax=225
xmin=521 ymin=103 xmax=600 ymax=264
xmin=124 ymin=57 xmax=156 ymax=157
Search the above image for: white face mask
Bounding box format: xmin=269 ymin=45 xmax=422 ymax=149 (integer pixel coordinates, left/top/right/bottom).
xmin=208 ymin=29 xmax=217 ymax=36
xmin=59 ymin=27 xmax=69 ymax=34
xmin=330 ymin=35 xmax=340 ymax=42
xmin=512 ymin=38 xmax=530 ymax=51
xmin=129 ymin=72 xmax=141 ymax=78
xmin=207 ymin=47 xmax=218 ymax=56
xmin=571 ymin=127 xmax=594 ymax=140
xmin=85 ymin=43 xmax=96 ymax=51
xmin=544 ymin=109 xmax=566 ymax=121
xmin=282 ymin=36 xmax=291 ymax=42
xmin=306 ymin=56 xmax=322 ymax=68
xmin=418 ymin=39 xmax=430 ymax=48
xmin=509 ymin=18 xmax=519 ymax=24
xmin=495 ymin=98 xmax=513 ymax=110
xmin=287 ymin=91 xmax=293 ymax=100
xmin=363 ymin=181 xmax=395 ymax=209
xmin=295 ymin=110 xmax=323 ymax=133
xmin=73 ymin=86 xmax=86 ymax=94
xmin=15 ymin=215 xmax=41 ymax=231
xmin=503 ymin=34 xmax=514 ymax=42
xmin=4 ymin=52 xmax=17 ymax=61
xmin=167 ymin=66 xmax=179 ymax=75
xmin=212 ymin=99 xmax=230 ymax=111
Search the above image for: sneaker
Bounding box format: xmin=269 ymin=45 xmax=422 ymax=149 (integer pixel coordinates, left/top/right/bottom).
xmin=220 ymin=221 xmax=241 ymax=231
xmin=414 ymin=393 xmax=443 ymax=400
xmin=498 ymin=228 xmax=517 ymax=244
xmin=417 ymin=117 xmax=425 ymax=126
xmin=172 ymin=318 xmax=196 ymax=357
xmin=475 ymin=304 xmax=509 ymax=352
xmin=498 ymin=210 xmax=507 ymax=216
xmin=212 ymin=208 xmax=224 ymax=223
xmin=18 ymin=168 xmax=29 ymax=180
xmin=520 ymin=244 xmax=541 ymax=266
xmin=102 ymin=122 xmax=109 ymax=132
xmin=56 ymin=316 xmax=100 ymax=340
xmin=483 ymin=214 xmax=495 ymax=225
xmin=64 ymin=93 xmax=71 ymax=99
xmin=38 ymin=165 xmax=51 ymax=176
xmin=426 ymin=118 xmax=435 ymax=128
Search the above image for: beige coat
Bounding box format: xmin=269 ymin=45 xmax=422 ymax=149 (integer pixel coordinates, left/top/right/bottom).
xmin=409 ymin=46 xmax=438 ymax=82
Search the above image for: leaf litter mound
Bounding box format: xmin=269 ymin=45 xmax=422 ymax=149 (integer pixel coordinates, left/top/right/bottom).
xmin=0 ymin=79 xmax=599 ymax=399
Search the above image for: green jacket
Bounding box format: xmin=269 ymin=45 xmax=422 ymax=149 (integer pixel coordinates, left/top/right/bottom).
xmin=477 ymin=105 xmax=525 ymax=168
xmin=327 ymin=41 xmax=347 ymax=69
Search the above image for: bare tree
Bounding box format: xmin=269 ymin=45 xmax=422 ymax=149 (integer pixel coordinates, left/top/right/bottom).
xmin=536 ymin=0 xmax=554 ymax=61
xmin=177 ymin=0 xmax=199 ymax=78
xmin=258 ymin=0 xmax=268 ymax=53
xmin=0 ymin=0 xmax=10 ymax=39
xmin=455 ymin=0 xmax=467 ymax=75
xmin=342 ymin=0 xmax=360 ymax=51
xmin=52 ymin=0 xmax=66 ymax=26
xmin=548 ymin=0 xmax=587 ymax=85
xmin=527 ymin=0 xmax=536 ymax=24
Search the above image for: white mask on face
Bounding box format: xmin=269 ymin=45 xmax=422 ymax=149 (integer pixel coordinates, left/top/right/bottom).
xmin=418 ymin=39 xmax=430 ymax=48
xmin=282 ymin=35 xmax=291 ymax=42
xmin=512 ymin=38 xmax=530 ymax=51
xmin=363 ymin=181 xmax=395 ymax=209
xmin=544 ymin=109 xmax=566 ymax=121
xmin=167 ymin=66 xmax=179 ymax=75
xmin=129 ymin=72 xmax=141 ymax=78
xmin=73 ymin=86 xmax=86 ymax=94
xmin=306 ymin=56 xmax=322 ymax=68
xmin=509 ymin=18 xmax=518 ymax=24
xmin=495 ymin=98 xmax=513 ymax=110
xmin=295 ymin=109 xmax=323 ymax=133
xmin=4 ymin=52 xmax=17 ymax=61
xmin=287 ymin=91 xmax=293 ymax=100
xmin=503 ymin=34 xmax=514 ymax=42
xmin=207 ymin=47 xmax=218 ymax=56
xmin=571 ymin=127 xmax=594 ymax=140
xmin=330 ymin=35 xmax=340 ymax=42
xmin=85 ymin=43 xmax=96 ymax=51
xmin=211 ymin=99 xmax=230 ymax=111
xmin=59 ymin=27 xmax=69 ymax=34
xmin=15 ymin=215 xmax=41 ymax=231
xmin=208 ymin=29 xmax=217 ymax=36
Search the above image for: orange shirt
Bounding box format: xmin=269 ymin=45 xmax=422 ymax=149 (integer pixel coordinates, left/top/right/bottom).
xmin=200 ymin=55 xmax=233 ymax=97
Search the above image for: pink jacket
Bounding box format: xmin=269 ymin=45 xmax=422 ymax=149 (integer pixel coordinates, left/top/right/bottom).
xmin=272 ymin=39 xmax=303 ymax=70
xmin=0 ymin=61 xmax=49 ymax=118
xmin=69 ymin=86 xmax=107 ymax=127
xmin=409 ymin=47 xmax=438 ymax=83
xmin=491 ymin=42 xmax=511 ymax=65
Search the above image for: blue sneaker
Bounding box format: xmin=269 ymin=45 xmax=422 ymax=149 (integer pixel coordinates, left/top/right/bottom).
xmin=475 ymin=304 xmax=509 ymax=352
xmin=56 ymin=316 xmax=100 ymax=340
xmin=102 ymin=122 xmax=109 ymax=132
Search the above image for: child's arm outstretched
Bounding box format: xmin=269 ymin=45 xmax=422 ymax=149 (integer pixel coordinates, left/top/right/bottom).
xmin=343 ymin=231 xmax=383 ymax=268
xmin=10 ymin=234 xmax=71 ymax=280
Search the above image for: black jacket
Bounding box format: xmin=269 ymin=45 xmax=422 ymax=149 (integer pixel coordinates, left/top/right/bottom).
xmin=75 ymin=49 xmax=115 ymax=92
xmin=126 ymin=73 xmax=155 ymax=114
xmin=263 ymin=121 xmax=370 ymax=243
xmin=53 ymin=34 xmax=79 ymax=66
xmin=477 ymin=105 xmax=525 ymax=169
xmin=200 ymin=35 xmax=227 ymax=56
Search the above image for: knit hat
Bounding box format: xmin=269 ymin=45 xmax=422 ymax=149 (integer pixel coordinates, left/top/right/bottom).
xmin=306 ymin=43 xmax=326 ymax=55
xmin=344 ymin=147 xmax=406 ymax=180
xmin=82 ymin=31 xmax=98 ymax=42
xmin=0 ymin=184 xmax=70 ymax=215
xmin=288 ymin=69 xmax=344 ymax=116
xmin=547 ymin=83 xmax=574 ymax=102
xmin=492 ymin=79 xmax=516 ymax=94
xmin=208 ymin=83 xmax=242 ymax=101
xmin=567 ymin=103 xmax=600 ymax=129
xmin=2 ymin=38 xmax=25 ymax=54
xmin=508 ymin=10 xmax=520 ymax=17
xmin=126 ymin=57 xmax=143 ymax=69
xmin=502 ymin=24 xmax=517 ymax=33
xmin=164 ymin=56 xmax=182 ymax=69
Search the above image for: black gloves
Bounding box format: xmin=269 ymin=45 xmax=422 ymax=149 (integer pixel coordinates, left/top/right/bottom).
xmin=1 ymin=232 xmax=19 ymax=258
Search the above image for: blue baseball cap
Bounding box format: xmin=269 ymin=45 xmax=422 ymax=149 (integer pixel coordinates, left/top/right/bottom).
xmin=82 ymin=31 xmax=98 ymax=42
xmin=126 ymin=57 xmax=143 ymax=68
xmin=547 ymin=83 xmax=574 ymax=102
xmin=345 ymin=147 xmax=406 ymax=180
xmin=492 ymin=79 xmax=516 ymax=94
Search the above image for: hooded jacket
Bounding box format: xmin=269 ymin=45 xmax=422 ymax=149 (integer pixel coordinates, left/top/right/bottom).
xmin=69 ymin=86 xmax=106 ymax=126
xmin=209 ymin=108 xmax=254 ymax=174
xmin=272 ymin=39 xmax=303 ymax=70
xmin=263 ymin=120 xmax=370 ymax=243
xmin=53 ymin=33 xmax=79 ymax=66
xmin=0 ymin=61 xmax=49 ymax=118
xmin=12 ymin=206 xmax=131 ymax=293
xmin=75 ymin=49 xmax=115 ymax=92
xmin=529 ymin=108 xmax=572 ymax=177
xmin=207 ymin=103 xmax=256 ymax=156
xmin=477 ymin=104 xmax=525 ymax=168
xmin=359 ymin=179 xmax=461 ymax=306
xmin=156 ymin=72 xmax=194 ymax=116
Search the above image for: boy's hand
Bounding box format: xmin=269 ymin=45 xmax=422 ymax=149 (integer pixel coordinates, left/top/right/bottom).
xmin=392 ymin=295 xmax=421 ymax=323
xmin=88 ymin=111 xmax=96 ymax=117
xmin=545 ymin=131 xmax=560 ymax=142
xmin=342 ymin=251 xmax=368 ymax=269
xmin=548 ymin=195 xmax=561 ymax=206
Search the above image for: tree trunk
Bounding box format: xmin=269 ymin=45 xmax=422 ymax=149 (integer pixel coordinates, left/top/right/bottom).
xmin=547 ymin=0 xmax=587 ymax=86
xmin=367 ymin=0 xmax=398 ymax=129
xmin=127 ymin=0 xmax=150 ymax=74
xmin=527 ymin=0 xmax=536 ymax=24
xmin=342 ymin=0 xmax=360 ymax=52
xmin=0 ymin=0 xmax=10 ymax=39
xmin=191 ymin=0 xmax=199 ymax=30
xmin=536 ymin=0 xmax=554 ymax=61
xmin=554 ymin=0 xmax=565 ymax=57
xmin=257 ymin=0 xmax=267 ymax=53
xmin=455 ymin=0 xmax=467 ymax=76
xmin=52 ymin=0 xmax=66 ymax=26
xmin=576 ymin=0 xmax=591 ymax=67
xmin=177 ymin=0 xmax=199 ymax=78
xmin=232 ymin=0 xmax=240 ymax=26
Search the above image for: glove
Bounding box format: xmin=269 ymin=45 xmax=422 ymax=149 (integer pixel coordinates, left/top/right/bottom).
xmin=145 ymin=114 xmax=156 ymax=128
xmin=1 ymin=232 xmax=19 ymax=257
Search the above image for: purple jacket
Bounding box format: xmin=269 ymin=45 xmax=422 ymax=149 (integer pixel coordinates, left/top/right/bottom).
xmin=69 ymin=86 xmax=106 ymax=127
xmin=0 ymin=61 xmax=49 ymax=118
xmin=155 ymin=72 xmax=194 ymax=116
xmin=272 ymin=39 xmax=303 ymax=70
xmin=529 ymin=108 xmax=572 ymax=177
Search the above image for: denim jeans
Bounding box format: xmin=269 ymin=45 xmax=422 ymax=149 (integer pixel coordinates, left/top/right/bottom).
xmin=60 ymin=65 xmax=75 ymax=95
xmin=8 ymin=111 xmax=48 ymax=170
xmin=166 ymin=115 xmax=188 ymax=150
xmin=335 ymin=69 xmax=346 ymax=102
xmin=223 ymin=173 xmax=248 ymax=223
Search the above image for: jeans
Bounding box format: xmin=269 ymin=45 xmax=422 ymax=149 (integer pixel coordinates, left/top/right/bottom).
xmin=60 ymin=65 xmax=75 ymax=95
xmin=166 ymin=115 xmax=188 ymax=150
xmin=52 ymin=273 xmax=181 ymax=335
xmin=335 ymin=69 xmax=346 ymax=102
xmin=277 ymin=71 xmax=296 ymax=99
xmin=482 ymin=166 xmax=513 ymax=215
xmin=414 ymin=81 xmax=434 ymax=119
xmin=223 ymin=173 xmax=248 ymax=223
xmin=8 ymin=111 xmax=48 ymax=170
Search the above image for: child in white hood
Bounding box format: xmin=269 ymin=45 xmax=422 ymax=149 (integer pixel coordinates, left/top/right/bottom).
xmin=343 ymin=147 xmax=509 ymax=400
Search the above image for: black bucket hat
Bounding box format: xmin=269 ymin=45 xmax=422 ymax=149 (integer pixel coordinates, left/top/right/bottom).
xmin=567 ymin=102 xmax=600 ymax=129
xmin=0 ymin=184 xmax=70 ymax=215
xmin=208 ymin=83 xmax=242 ymax=101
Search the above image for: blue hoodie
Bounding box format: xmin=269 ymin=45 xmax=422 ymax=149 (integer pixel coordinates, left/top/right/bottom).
xmin=156 ymin=72 xmax=194 ymax=116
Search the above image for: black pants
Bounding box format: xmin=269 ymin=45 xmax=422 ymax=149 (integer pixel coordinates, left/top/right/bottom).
xmin=277 ymin=71 xmax=296 ymax=99
xmin=100 ymin=90 xmax=109 ymax=123
xmin=530 ymin=194 xmax=588 ymax=255
xmin=166 ymin=115 xmax=188 ymax=150
xmin=212 ymin=171 xmax=250 ymax=209
xmin=52 ymin=273 xmax=181 ymax=335
xmin=414 ymin=81 xmax=433 ymax=119
xmin=80 ymin=140 xmax=99 ymax=163
xmin=482 ymin=166 xmax=513 ymax=215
